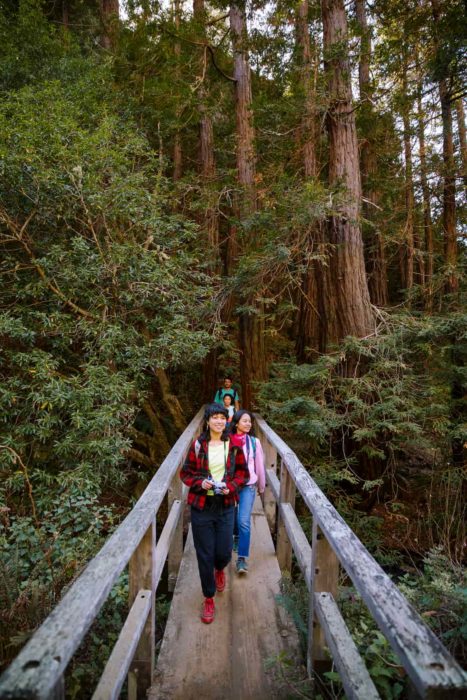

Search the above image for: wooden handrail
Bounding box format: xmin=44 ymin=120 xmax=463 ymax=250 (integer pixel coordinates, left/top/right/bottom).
xmin=0 ymin=407 xmax=204 ymax=700
xmin=255 ymin=415 xmax=467 ymax=698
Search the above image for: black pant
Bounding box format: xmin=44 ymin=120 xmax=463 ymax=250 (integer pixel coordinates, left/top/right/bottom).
xmin=191 ymin=499 xmax=235 ymax=598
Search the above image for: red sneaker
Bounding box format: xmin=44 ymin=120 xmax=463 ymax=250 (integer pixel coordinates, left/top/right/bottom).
xmin=201 ymin=597 xmax=215 ymax=624
xmin=215 ymin=568 xmax=226 ymax=592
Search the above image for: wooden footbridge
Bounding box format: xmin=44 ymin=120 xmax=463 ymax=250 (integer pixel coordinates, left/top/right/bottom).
xmin=0 ymin=408 xmax=466 ymax=699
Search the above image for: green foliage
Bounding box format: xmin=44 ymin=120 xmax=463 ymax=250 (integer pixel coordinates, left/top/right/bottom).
xmin=0 ymin=17 xmax=219 ymax=488
xmin=399 ymin=547 xmax=467 ymax=662
xmin=0 ymin=480 xmax=120 ymax=665
xmin=258 ymin=312 xmax=465 ymax=471
xmin=0 ymin=1 xmax=220 ymax=675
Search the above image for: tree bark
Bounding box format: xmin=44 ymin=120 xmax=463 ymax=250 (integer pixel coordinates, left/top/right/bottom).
xmin=417 ymin=75 xmax=434 ymax=309
xmin=173 ymin=0 xmax=183 ymax=181
xmin=194 ymin=0 xmax=220 ymax=272
xmin=62 ymin=0 xmax=69 ymax=29
xmin=439 ymin=81 xmax=458 ymax=295
xmin=455 ymin=98 xmax=466 ymax=186
xmin=100 ymin=0 xmax=119 ymax=50
xmin=432 ymin=0 xmax=458 ymax=296
xmin=295 ymin=1 xmax=325 ymax=362
xmin=321 ymin=0 xmax=374 ymax=344
xmin=230 ymin=1 xmax=266 ymax=408
xmin=401 ymin=49 xmax=415 ymax=295
xmin=297 ymin=1 xmax=318 ymax=179
xmin=194 ymin=0 xmax=221 ymax=400
xmin=355 ymin=0 xmax=388 ymax=306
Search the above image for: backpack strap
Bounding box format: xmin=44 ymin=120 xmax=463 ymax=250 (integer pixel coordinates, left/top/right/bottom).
xmin=246 ymin=435 xmax=256 ymax=462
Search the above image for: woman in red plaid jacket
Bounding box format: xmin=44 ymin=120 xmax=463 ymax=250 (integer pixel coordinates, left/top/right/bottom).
xmin=180 ymin=403 xmax=249 ymax=624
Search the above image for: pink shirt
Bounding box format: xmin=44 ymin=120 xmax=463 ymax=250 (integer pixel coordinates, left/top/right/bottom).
xmin=237 ymin=434 xmax=266 ymax=493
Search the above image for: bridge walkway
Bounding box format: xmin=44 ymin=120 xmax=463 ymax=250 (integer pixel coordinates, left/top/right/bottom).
xmin=150 ymin=496 xmax=301 ymax=700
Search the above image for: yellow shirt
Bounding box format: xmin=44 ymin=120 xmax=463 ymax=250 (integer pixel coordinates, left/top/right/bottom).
xmin=207 ymin=442 xmax=227 ymax=495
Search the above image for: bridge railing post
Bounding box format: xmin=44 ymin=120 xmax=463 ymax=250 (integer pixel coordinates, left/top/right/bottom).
xmin=167 ymin=471 xmax=183 ymax=592
xmin=128 ymin=516 xmax=156 ymax=700
xmin=307 ymin=521 xmax=339 ymax=674
xmin=260 ymin=432 xmax=278 ymax=534
xmin=276 ymin=458 xmax=296 ymax=572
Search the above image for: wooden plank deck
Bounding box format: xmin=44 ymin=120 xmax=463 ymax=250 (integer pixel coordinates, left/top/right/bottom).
xmin=149 ymin=496 xmax=302 ymax=700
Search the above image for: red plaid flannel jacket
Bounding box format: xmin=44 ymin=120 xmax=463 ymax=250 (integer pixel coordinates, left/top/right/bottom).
xmin=180 ymin=435 xmax=249 ymax=510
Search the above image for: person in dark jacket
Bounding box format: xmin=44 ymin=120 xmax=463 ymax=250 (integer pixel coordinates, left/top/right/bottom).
xmin=180 ymin=403 xmax=248 ymax=624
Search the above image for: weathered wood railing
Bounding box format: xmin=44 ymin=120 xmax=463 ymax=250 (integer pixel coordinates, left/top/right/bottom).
xmin=0 ymin=407 xmax=204 ymax=700
xmin=254 ymin=416 xmax=467 ymax=700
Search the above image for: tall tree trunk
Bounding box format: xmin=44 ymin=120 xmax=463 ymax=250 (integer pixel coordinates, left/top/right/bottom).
xmin=321 ymin=0 xmax=374 ymax=344
xmin=194 ymin=0 xmax=221 ymax=400
xmin=355 ymin=0 xmax=388 ymax=306
xmin=194 ymin=0 xmax=220 ymax=272
xmin=439 ymin=82 xmax=458 ymax=295
xmin=100 ymin=0 xmax=119 ymax=50
xmin=62 ymin=0 xmax=69 ymax=29
xmin=230 ymin=2 xmax=266 ymax=408
xmin=432 ymin=0 xmax=458 ymax=296
xmin=230 ymin=3 xmax=257 ymax=214
xmin=173 ymin=0 xmax=183 ymax=181
xmin=402 ymin=49 xmax=415 ymax=296
xmin=297 ymin=1 xmax=318 ymax=179
xmin=455 ymin=98 xmax=467 ymax=186
xmin=417 ymin=74 xmax=434 ymax=309
xmin=295 ymin=0 xmax=325 ymax=362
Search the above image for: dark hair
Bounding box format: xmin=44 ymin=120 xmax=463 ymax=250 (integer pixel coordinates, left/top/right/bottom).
xmin=222 ymin=374 xmax=233 ymax=380
xmin=230 ymin=409 xmax=256 ymax=437
xmin=200 ymin=403 xmax=229 ymax=442
xmin=222 ymin=394 xmax=233 ymax=403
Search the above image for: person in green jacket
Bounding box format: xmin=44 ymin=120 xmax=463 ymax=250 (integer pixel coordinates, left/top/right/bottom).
xmin=213 ymin=374 xmax=240 ymax=411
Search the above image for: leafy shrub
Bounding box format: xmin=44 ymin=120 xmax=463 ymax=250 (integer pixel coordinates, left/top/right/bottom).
xmin=399 ymin=547 xmax=467 ymax=664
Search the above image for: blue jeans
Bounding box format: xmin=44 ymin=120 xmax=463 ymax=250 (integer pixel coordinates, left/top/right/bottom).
xmin=191 ymin=500 xmax=235 ymax=598
xmin=233 ymin=485 xmax=256 ymax=558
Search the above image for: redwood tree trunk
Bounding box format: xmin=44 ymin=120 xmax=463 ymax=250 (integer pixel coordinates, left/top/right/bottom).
xmin=417 ymin=76 xmax=434 ymax=308
xmin=230 ymin=2 xmax=265 ymax=407
xmin=355 ymin=0 xmax=388 ymax=306
xmin=455 ymin=98 xmax=467 ymax=185
xmin=230 ymin=3 xmax=256 ymax=215
xmin=194 ymin=0 xmax=220 ymax=271
xmin=440 ymin=81 xmax=458 ymax=295
xmin=100 ymin=0 xmax=119 ymax=50
xmin=194 ymin=0 xmax=221 ymax=400
xmin=173 ymin=0 xmax=183 ymax=181
xmin=432 ymin=0 xmax=458 ymax=295
xmin=321 ymin=0 xmax=374 ymax=344
xmin=295 ymin=0 xmax=325 ymax=362
xmin=297 ymin=0 xmax=318 ymax=179
xmin=62 ymin=0 xmax=69 ymax=29
xmin=402 ymin=50 xmax=415 ymax=295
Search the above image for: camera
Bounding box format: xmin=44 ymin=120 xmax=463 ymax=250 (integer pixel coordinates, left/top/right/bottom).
xmin=212 ymin=480 xmax=227 ymax=495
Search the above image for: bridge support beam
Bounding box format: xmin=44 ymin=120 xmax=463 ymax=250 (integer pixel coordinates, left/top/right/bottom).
xmin=262 ymin=437 xmax=278 ymax=533
xmin=128 ymin=517 xmax=156 ymax=699
xmin=167 ymin=473 xmax=183 ymax=592
xmin=276 ymin=459 xmax=296 ymax=572
xmin=308 ymin=523 xmax=339 ymax=674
